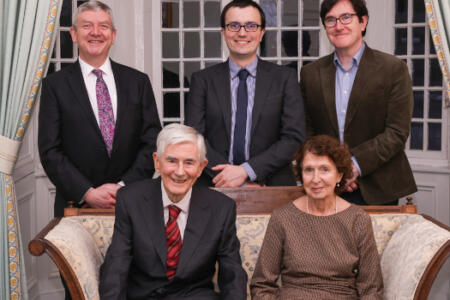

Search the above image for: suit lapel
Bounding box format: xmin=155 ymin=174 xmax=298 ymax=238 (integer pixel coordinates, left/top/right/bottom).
xmin=345 ymin=47 xmax=377 ymax=130
xmin=319 ymin=56 xmax=340 ymax=135
xmin=213 ymin=62 xmax=232 ymax=138
xmin=251 ymin=59 xmax=274 ymax=134
xmin=176 ymin=187 xmax=210 ymax=277
xmin=110 ymin=60 xmax=127 ymax=155
xmin=67 ymin=61 xmax=103 ymax=140
xmin=143 ymin=179 xmax=167 ymax=267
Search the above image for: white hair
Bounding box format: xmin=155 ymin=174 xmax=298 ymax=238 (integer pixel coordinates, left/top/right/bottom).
xmin=156 ymin=124 xmax=207 ymax=161
xmin=72 ymin=1 xmax=115 ymax=30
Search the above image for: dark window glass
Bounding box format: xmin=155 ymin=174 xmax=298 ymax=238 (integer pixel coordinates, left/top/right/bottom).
xmin=204 ymin=1 xmax=220 ymax=27
xmin=47 ymin=63 xmax=56 ymax=75
xmin=412 ymin=59 xmax=424 ymax=86
xmin=184 ymin=32 xmax=200 ymax=58
xmin=413 ymin=91 xmax=424 ymax=118
xmin=302 ymin=0 xmax=320 ymax=26
xmin=162 ymin=2 xmax=179 ymax=28
xmin=281 ymin=31 xmax=298 ymax=57
xmin=60 ymin=31 xmax=73 ymax=59
xmin=163 ymin=62 xmax=179 ymax=88
xmin=428 ymin=91 xmax=442 ymax=119
xmin=163 ymin=92 xmax=180 ymax=118
xmin=303 ymin=30 xmax=319 ymax=57
xmin=282 ymin=0 xmax=298 ymax=26
xmin=412 ymin=27 xmax=425 ymax=55
xmin=410 ymin=122 xmax=423 ymax=149
xmin=429 ymin=58 xmax=442 ymax=86
xmin=184 ymin=1 xmax=199 ymax=28
xmin=260 ymin=0 xmax=277 ymax=27
xmin=204 ymin=31 xmax=221 ymax=58
xmin=395 ymin=28 xmax=407 ymax=55
xmin=428 ymin=123 xmax=441 ymax=150
xmin=184 ymin=62 xmax=200 ymax=88
xmin=162 ymin=32 xmax=179 ymax=58
xmin=395 ymin=0 xmax=408 ymax=24
xmin=260 ymin=30 xmax=277 ymax=57
xmin=429 ymin=33 xmax=436 ymax=54
xmin=60 ymin=0 xmax=73 ymax=27
xmin=413 ymin=0 xmax=425 ymax=23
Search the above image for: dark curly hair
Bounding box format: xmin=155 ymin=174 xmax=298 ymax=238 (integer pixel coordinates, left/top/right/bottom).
xmin=320 ymin=0 xmax=369 ymax=36
xmin=293 ymin=135 xmax=353 ymax=194
xmin=220 ymin=0 xmax=266 ymax=30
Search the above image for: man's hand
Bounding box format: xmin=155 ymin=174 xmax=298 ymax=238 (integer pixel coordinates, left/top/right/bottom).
xmin=212 ymin=164 xmax=249 ymax=187
xmin=344 ymin=162 xmax=360 ymax=192
xmin=83 ymin=183 xmax=122 ymax=208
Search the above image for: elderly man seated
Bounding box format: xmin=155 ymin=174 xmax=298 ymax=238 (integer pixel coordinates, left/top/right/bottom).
xmin=99 ymin=124 xmax=247 ymax=299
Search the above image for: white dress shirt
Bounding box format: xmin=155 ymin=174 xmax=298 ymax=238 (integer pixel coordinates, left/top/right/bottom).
xmin=79 ymin=57 xmax=118 ymax=124
xmin=161 ymin=182 xmax=191 ymax=240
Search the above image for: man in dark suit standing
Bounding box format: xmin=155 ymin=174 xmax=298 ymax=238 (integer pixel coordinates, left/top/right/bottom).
xmin=38 ymin=1 xmax=161 ymax=217
xmin=300 ymin=0 xmax=417 ymax=205
xmin=186 ymin=0 xmax=305 ymax=187
xmin=100 ymin=124 xmax=247 ymax=300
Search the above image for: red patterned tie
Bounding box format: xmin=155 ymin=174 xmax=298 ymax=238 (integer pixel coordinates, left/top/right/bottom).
xmin=166 ymin=205 xmax=182 ymax=280
xmin=92 ymin=69 xmax=115 ymax=157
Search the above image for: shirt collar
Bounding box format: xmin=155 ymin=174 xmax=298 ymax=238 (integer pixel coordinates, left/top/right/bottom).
xmin=161 ymin=181 xmax=192 ymax=214
xmin=79 ymin=56 xmax=113 ymax=78
xmin=229 ymin=56 xmax=258 ymax=79
xmin=333 ymin=42 xmax=366 ymax=70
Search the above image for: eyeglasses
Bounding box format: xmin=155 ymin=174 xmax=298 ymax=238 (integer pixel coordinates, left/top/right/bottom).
xmin=324 ymin=13 xmax=357 ymax=28
xmin=225 ymin=23 xmax=262 ymax=32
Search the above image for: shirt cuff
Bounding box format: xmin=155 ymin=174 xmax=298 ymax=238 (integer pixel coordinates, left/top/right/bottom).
xmin=351 ymin=156 xmax=362 ymax=176
xmin=242 ymin=162 xmax=257 ymax=181
xmin=80 ymin=187 xmax=94 ymax=205
xmin=118 ymin=181 xmax=125 ymax=186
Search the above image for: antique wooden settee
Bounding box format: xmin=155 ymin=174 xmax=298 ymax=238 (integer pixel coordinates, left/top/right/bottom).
xmin=29 ymin=187 xmax=450 ymax=300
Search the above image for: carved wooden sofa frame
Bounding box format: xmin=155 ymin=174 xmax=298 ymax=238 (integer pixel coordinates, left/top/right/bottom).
xmin=29 ymin=187 xmax=450 ymax=300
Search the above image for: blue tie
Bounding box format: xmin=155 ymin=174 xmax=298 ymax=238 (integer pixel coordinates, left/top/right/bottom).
xmin=233 ymin=69 xmax=249 ymax=165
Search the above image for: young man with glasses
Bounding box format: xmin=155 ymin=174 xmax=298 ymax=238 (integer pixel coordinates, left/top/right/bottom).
xmin=187 ymin=0 xmax=305 ymax=188
xmin=300 ymin=0 xmax=417 ymax=205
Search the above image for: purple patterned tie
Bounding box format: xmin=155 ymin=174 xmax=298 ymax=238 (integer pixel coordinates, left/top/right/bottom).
xmin=93 ymin=69 xmax=115 ymax=156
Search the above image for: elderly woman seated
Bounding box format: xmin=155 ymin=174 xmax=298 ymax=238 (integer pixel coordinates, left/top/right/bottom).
xmin=250 ymin=135 xmax=383 ymax=299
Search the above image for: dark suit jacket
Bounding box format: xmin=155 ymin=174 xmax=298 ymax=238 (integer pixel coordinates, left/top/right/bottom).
xmin=99 ymin=179 xmax=247 ymax=300
xmin=186 ymin=58 xmax=305 ymax=186
xmin=300 ymin=46 xmax=417 ymax=204
xmin=38 ymin=60 xmax=161 ymax=217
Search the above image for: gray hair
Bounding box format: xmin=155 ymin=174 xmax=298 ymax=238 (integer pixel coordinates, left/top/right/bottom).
xmin=72 ymin=1 xmax=115 ymax=30
xmin=156 ymin=124 xmax=207 ymax=162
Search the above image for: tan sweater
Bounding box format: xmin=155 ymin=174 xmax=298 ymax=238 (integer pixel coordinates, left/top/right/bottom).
xmin=251 ymin=203 xmax=383 ymax=300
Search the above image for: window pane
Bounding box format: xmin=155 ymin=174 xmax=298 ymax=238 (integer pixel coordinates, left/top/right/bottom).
xmin=428 ymin=123 xmax=441 ymax=150
xmin=260 ymin=30 xmax=277 ymax=57
xmin=413 ymin=0 xmax=425 ymax=23
xmin=303 ymin=30 xmax=319 ymax=57
xmin=260 ymin=0 xmax=277 ymax=27
xmin=163 ymin=92 xmax=180 ymax=118
xmin=60 ymin=0 xmax=72 ymax=27
xmin=184 ymin=32 xmax=200 ymax=58
xmin=204 ymin=31 xmax=221 ymax=58
xmin=184 ymin=1 xmax=200 ymax=28
xmin=163 ymin=62 xmax=179 ymax=88
xmin=429 ymin=58 xmax=442 ymax=86
xmin=413 ymin=91 xmax=424 ymax=118
xmin=184 ymin=61 xmax=200 ymax=88
xmin=282 ymin=0 xmax=298 ymax=26
xmin=429 ymin=33 xmax=436 ymax=54
xmin=428 ymin=91 xmax=442 ymax=119
xmin=281 ymin=31 xmax=298 ymax=57
xmin=412 ymin=59 xmax=424 ymax=86
xmin=303 ymin=0 xmax=320 ymax=26
xmin=412 ymin=27 xmax=425 ymax=55
xmin=47 ymin=63 xmax=56 ymax=75
xmin=162 ymin=2 xmax=179 ymax=28
xmin=162 ymin=32 xmax=179 ymax=58
xmin=60 ymin=31 xmax=73 ymax=59
xmin=395 ymin=28 xmax=407 ymax=55
xmin=395 ymin=0 xmax=408 ymax=23
xmin=410 ymin=122 xmax=423 ymax=149
xmin=204 ymin=1 xmax=220 ymax=27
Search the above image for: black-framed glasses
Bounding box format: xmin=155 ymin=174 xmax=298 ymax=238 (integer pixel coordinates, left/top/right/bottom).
xmin=324 ymin=13 xmax=357 ymax=27
xmin=225 ymin=23 xmax=261 ymax=32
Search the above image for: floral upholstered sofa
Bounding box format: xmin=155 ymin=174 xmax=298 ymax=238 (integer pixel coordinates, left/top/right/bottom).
xmin=29 ymin=187 xmax=450 ymax=300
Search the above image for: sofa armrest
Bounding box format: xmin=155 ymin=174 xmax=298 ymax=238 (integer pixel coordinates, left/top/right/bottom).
xmin=380 ymin=215 xmax=450 ymax=300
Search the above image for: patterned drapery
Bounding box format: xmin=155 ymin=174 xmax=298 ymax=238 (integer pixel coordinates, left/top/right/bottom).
xmin=425 ymin=0 xmax=450 ymax=106
xmin=0 ymin=0 xmax=62 ymax=299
